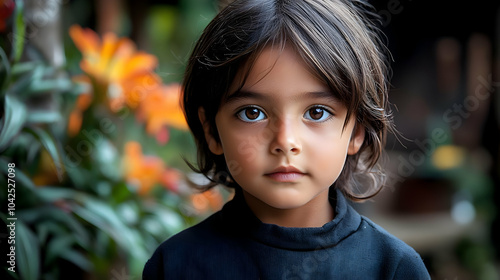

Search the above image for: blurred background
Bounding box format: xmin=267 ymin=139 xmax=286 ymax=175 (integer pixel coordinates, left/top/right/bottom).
xmin=0 ymin=0 xmax=498 ymax=279
xmin=366 ymin=0 xmax=500 ymax=279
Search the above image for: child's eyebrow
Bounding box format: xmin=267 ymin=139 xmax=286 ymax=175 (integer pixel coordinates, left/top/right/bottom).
xmin=224 ymin=90 xmax=341 ymax=104
xmin=224 ymin=90 xmax=266 ymax=104
xmin=302 ymin=91 xmax=341 ymax=103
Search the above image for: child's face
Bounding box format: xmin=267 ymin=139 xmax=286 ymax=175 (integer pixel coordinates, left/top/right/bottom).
xmin=201 ymin=46 xmax=364 ymax=214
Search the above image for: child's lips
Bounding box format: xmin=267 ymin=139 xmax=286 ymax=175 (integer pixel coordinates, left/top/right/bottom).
xmin=264 ymin=166 xmax=306 ymax=182
xmin=265 ymin=172 xmax=305 ymax=182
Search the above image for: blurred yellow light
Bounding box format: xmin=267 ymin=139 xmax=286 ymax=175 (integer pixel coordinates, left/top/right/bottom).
xmin=431 ymin=145 xmax=466 ymax=170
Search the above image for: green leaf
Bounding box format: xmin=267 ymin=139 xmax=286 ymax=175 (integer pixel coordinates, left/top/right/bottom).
xmin=36 ymin=220 xmax=51 ymax=245
xmin=0 ymin=94 xmax=28 ymax=151
xmin=60 ymin=249 xmax=93 ymax=272
xmin=72 ymin=198 xmax=148 ymax=259
xmin=19 ymin=205 xmax=90 ymax=247
xmin=110 ymin=181 xmax=134 ymax=204
xmin=10 ymin=61 xmax=43 ymax=76
xmin=117 ymin=201 xmax=139 ymax=225
xmin=26 ymin=138 xmax=41 ymax=164
xmin=5 ymin=66 xmax=39 ymax=97
xmin=35 ymin=220 xmax=66 ymax=251
xmin=35 ymin=187 xmax=83 ymax=202
xmin=28 ymin=78 xmax=73 ymax=93
xmin=26 ymin=110 xmax=62 ymax=124
xmin=16 ymin=220 xmax=41 ymax=280
xmin=0 ymin=47 xmax=11 ymax=94
xmin=154 ymin=209 xmax=184 ymax=235
xmin=45 ymin=235 xmax=77 ymax=264
xmin=69 ymin=82 xmax=89 ymax=96
xmin=11 ymin=0 xmax=25 ymax=63
xmin=23 ymin=126 xmax=64 ymax=182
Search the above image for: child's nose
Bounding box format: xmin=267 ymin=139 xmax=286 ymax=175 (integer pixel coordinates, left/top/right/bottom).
xmin=269 ymin=117 xmax=302 ymax=156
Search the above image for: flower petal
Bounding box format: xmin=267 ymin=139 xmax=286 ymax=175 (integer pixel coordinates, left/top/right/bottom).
xmin=69 ymin=25 xmax=100 ymax=56
xmin=111 ymin=52 xmax=158 ymax=80
xmin=138 ymin=83 xmax=188 ymax=135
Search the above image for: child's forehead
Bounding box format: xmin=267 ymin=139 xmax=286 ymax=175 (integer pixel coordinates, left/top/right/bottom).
xmin=227 ymin=45 xmax=329 ymax=96
xmin=244 ymin=47 xmax=297 ymax=83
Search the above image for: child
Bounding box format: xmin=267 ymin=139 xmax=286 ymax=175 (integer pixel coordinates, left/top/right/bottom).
xmin=144 ymin=0 xmax=430 ymax=278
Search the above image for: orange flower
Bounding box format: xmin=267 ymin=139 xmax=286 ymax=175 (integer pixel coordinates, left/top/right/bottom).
xmin=137 ymin=83 xmax=189 ymax=136
xmin=123 ymin=141 xmax=164 ymax=195
xmin=68 ymin=75 xmax=93 ymax=137
xmin=69 ymin=25 xmax=161 ymax=110
xmin=118 ymin=72 xmax=162 ymax=108
xmin=160 ymin=168 xmax=182 ymax=193
xmin=122 ymin=141 xmax=181 ymax=195
xmin=190 ymin=188 xmax=224 ymax=214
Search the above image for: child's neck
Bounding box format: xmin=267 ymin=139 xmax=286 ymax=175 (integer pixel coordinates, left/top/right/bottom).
xmin=242 ymin=190 xmax=335 ymax=228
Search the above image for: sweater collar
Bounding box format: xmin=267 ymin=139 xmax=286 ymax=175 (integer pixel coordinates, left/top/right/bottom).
xmin=220 ymin=187 xmax=362 ymax=250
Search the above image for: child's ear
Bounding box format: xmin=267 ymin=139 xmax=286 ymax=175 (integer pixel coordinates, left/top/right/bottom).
xmin=198 ymin=108 xmax=224 ymax=155
xmin=347 ymin=123 xmax=365 ymax=155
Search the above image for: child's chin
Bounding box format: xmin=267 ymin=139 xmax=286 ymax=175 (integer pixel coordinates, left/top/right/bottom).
xmin=262 ymin=194 xmax=312 ymax=210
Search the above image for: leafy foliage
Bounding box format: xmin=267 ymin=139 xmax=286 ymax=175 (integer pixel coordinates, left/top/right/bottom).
xmin=0 ymin=1 xmax=221 ymax=279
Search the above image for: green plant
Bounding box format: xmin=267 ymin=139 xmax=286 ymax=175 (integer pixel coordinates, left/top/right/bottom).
xmin=0 ymin=2 xmax=208 ymax=279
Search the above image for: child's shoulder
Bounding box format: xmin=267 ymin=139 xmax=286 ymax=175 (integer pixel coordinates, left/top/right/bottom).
xmin=353 ymin=214 xmax=430 ymax=279
xmin=157 ymin=211 xmax=228 ymax=252
xmin=142 ymin=211 xmax=230 ymax=278
xmin=143 ymin=207 xmax=262 ymax=279
xmin=358 ymin=214 xmax=416 ymax=253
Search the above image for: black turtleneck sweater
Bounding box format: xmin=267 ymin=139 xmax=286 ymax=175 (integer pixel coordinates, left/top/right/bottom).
xmin=143 ymin=188 xmax=430 ymax=279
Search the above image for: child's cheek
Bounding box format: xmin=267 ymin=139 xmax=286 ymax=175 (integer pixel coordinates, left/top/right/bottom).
xmin=219 ymin=128 xmax=265 ymax=174
xmin=306 ymin=127 xmax=350 ymax=177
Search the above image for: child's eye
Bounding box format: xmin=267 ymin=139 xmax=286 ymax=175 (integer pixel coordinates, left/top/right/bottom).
xmin=236 ymin=107 xmax=267 ymax=122
xmin=304 ymin=106 xmax=333 ymax=122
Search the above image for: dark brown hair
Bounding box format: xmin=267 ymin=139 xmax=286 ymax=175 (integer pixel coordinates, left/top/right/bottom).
xmin=182 ymin=0 xmax=394 ymax=201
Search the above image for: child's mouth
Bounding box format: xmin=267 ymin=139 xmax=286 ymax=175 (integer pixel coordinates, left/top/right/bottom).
xmin=265 ymin=172 xmax=305 ymax=182
xmin=265 ymin=166 xmax=306 ymax=182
